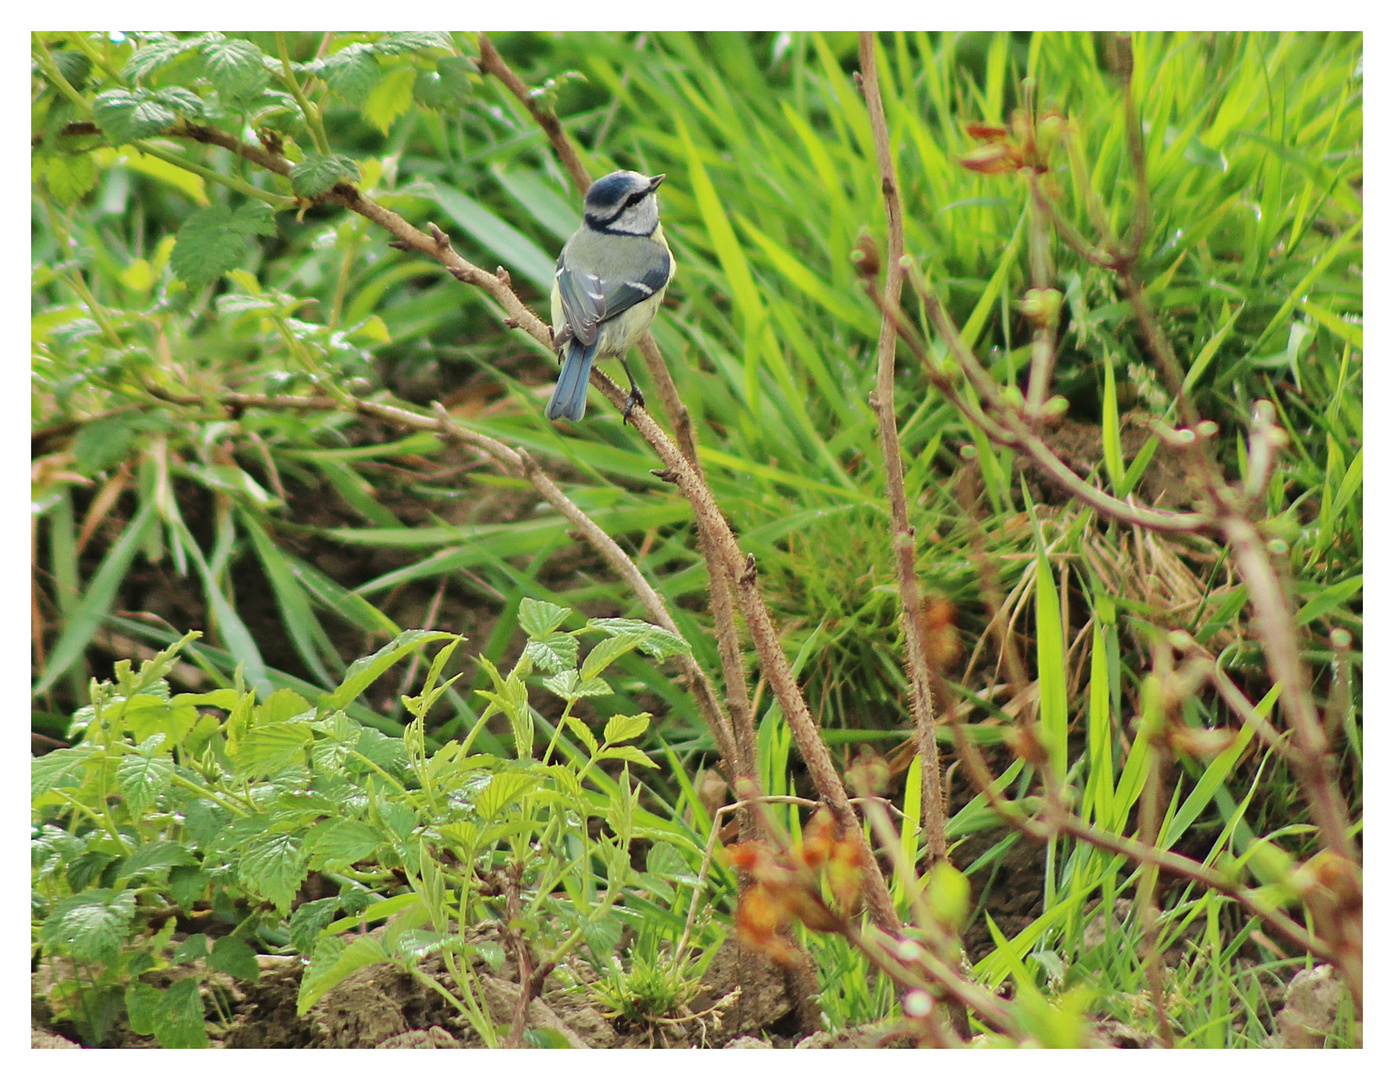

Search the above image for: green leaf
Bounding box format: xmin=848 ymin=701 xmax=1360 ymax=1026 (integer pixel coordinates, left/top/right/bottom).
xmin=363 ymin=65 xmax=416 ymax=134
xmin=31 ymin=745 xmax=97 ymax=800
xmin=199 ymin=37 xmax=271 ymax=100
xmin=318 ymin=46 xmax=380 ymax=106
xmin=238 ymin=830 xmax=308 ymax=913
xmin=50 ymin=47 xmax=92 ymax=90
xmin=210 ymin=934 xmax=261 ymax=982
xmin=123 ymin=35 xmax=207 ymax=81
xmin=373 ymin=32 xmax=454 ymax=55
xmin=233 ymin=720 xmax=313 ymax=779
xmin=170 ymin=203 xmax=278 ymax=288
xmin=581 ymin=633 xmax=646 ymax=680
xmin=290 ymin=153 xmax=362 ymax=198
xmin=41 ymin=888 xmax=137 ymax=967
xmin=1034 ymin=553 xmax=1068 ymax=780
xmin=306 ymin=819 xmax=381 ymax=872
xmin=587 ymin=618 xmax=691 ymax=660
xmin=476 ymin=771 xmax=538 ymax=818
xmin=541 ymin=670 xmax=612 ymax=700
xmin=93 ymin=88 xmax=176 ymax=143
xmin=45 ymin=153 xmax=98 ymax=204
xmin=117 ymin=840 xmax=196 ymax=880
xmin=1296 ymin=575 xmax=1362 ymax=626
xmin=171 ymin=933 xmax=209 ymax=963
xmin=523 ymin=633 xmax=578 ymax=674
xmin=596 ymin=745 xmax=658 ymax=768
xmin=33 ymin=499 xmax=158 ymax=694
xmin=320 ymin=629 xmax=455 ymax=711
xmin=154 ymin=978 xmax=210 ymax=1048
xmin=414 ymin=55 xmax=476 ymax=112
xmin=289 ymin=896 xmax=340 ymax=954
xmin=518 ymin=597 xmax=570 ymax=638
xmin=603 ymin=712 xmax=651 ymax=745
xmin=126 ymin=981 xmax=161 ymax=1036
xmin=116 ymin=751 xmax=175 ymax=816
xmin=298 ymin=934 xmax=389 ymax=1014
xmin=168 ymin=865 xmax=208 ymax=913
xmin=564 ymin=715 xmax=599 ymax=757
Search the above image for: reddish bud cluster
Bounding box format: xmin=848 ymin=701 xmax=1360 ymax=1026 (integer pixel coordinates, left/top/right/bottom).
xmin=960 ymin=109 xmax=1066 ymax=176
xmin=724 ymin=807 xmax=869 ymax=963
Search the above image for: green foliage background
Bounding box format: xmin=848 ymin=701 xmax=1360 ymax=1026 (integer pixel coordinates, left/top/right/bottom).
xmin=33 ymin=31 xmax=1361 ymax=1047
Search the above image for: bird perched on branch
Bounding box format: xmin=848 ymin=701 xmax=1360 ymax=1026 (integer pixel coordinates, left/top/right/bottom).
xmin=546 ymin=170 xmax=674 ymax=422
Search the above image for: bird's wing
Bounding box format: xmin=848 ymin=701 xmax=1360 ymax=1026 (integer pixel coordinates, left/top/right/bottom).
xmin=555 ymin=240 xmax=671 ymax=348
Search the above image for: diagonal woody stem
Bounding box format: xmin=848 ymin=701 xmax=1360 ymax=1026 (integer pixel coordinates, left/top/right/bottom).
xmin=858 ymin=33 xmax=947 ymax=864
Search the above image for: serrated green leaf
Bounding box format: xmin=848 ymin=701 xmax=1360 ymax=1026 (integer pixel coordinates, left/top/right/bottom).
xmin=66 ymin=849 xmax=118 ymax=894
xmin=541 ymin=670 xmax=612 ymax=700
xmin=199 ymin=37 xmax=271 ymax=99
xmin=565 ymin=715 xmax=599 ymax=757
xmin=233 ymin=720 xmax=313 ymax=779
xmin=151 ymin=85 xmax=205 ymax=118
xmin=239 ymin=830 xmax=307 ymax=913
xmin=51 ymin=47 xmax=92 ymax=90
xmin=476 ymin=771 xmax=538 ymax=818
xmin=603 ymin=712 xmax=651 ymax=745
xmin=45 ymin=153 xmax=98 ymax=204
xmin=646 ymin=840 xmax=697 ymax=883
xmin=168 ymin=865 xmax=208 ymax=913
xmin=116 ymin=839 xmax=196 ymax=880
xmin=41 ymin=888 xmax=137 ymax=967
xmin=518 ymin=597 xmax=569 ymax=638
xmin=122 ymin=35 xmax=207 ymax=82
xmin=596 ymin=745 xmax=658 ymax=768
xmin=414 ymin=55 xmax=476 ymax=112
xmin=306 ymin=819 xmax=381 ymax=872
xmin=290 ymin=152 xmax=361 ymax=198
xmin=318 ymin=46 xmax=380 ymax=106
xmin=581 ymin=633 xmax=646 ymax=680
xmin=587 ymin=618 xmax=691 ymax=660
xmin=116 ymin=752 xmax=174 ymax=815
xmin=523 ymin=633 xmax=578 ymax=674
xmin=154 ymin=977 xmax=210 ymax=1048
xmin=257 ymin=687 xmax=312 ymax=724
xmin=32 ymin=746 xmax=98 ymax=800
xmin=210 ymin=934 xmax=260 ymax=981
xmin=232 ymin=200 xmax=278 ymax=237
xmin=171 ymin=933 xmax=209 ymax=963
xmin=93 ymin=88 xmax=176 ymax=143
xmin=321 ymin=629 xmax=455 ymax=711
xmin=170 ymin=205 xmax=256 ymax=288
xmin=289 ymin=896 xmax=340 ymax=954
xmin=363 ymin=65 xmax=416 ymax=134
xmin=126 ymin=981 xmax=161 ymax=1036
xmin=298 ymin=934 xmax=389 ymax=1014
xmin=373 ymin=31 xmax=454 ymax=55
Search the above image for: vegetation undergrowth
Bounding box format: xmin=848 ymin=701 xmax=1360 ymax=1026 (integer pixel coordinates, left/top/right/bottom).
xmin=33 ymin=30 xmax=1360 ymax=1048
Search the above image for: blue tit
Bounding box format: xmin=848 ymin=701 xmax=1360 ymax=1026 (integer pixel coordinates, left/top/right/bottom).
xmin=547 ymin=170 xmax=675 ymax=422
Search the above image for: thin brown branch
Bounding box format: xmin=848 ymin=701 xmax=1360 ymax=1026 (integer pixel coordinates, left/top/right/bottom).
xmin=147 ymin=386 xmax=743 ymax=773
xmin=159 ymin=80 xmax=894 ymax=928
xmin=874 ymin=275 xmax=1211 ymax=536
xmin=476 ymin=32 xmax=591 ymax=195
xmin=475 ymin=33 xmax=759 ymax=802
xmin=858 ymin=33 xmax=946 ymax=864
xmin=946 ymin=718 xmax=1336 ymax=966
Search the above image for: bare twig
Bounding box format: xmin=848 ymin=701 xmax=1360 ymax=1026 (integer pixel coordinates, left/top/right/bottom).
xmin=858 ymin=33 xmax=947 ymax=864
xmin=476 ymin=32 xmax=590 ymax=195
xmin=476 ymin=34 xmax=760 ymax=805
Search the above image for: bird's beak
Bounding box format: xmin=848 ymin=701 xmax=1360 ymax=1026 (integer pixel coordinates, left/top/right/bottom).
xmin=649 ymin=174 xmax=666 ymax=191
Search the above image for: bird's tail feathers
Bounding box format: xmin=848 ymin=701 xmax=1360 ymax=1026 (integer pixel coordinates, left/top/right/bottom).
xmin=546 ymin=340 xmax=598 ymax=422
